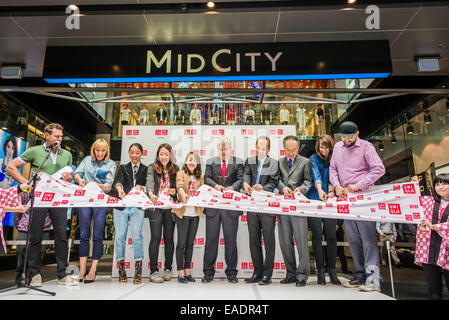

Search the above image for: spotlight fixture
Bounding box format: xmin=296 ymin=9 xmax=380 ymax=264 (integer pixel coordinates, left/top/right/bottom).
xmin=1 ymin=64 xmax=25 ymax=79
xmin=348 ymin=0 xmax=357 ymax=4
xmin=206 ymin=1 xmax=215 ymax=8
xmin=391 ymin=133 xmax=397 ymax=144
xmin=379 ymin=141 xmax=384 ymax=152
xmin=424 ymin=111 xmax=432 ymax=124
xmin=406 ymin=122 xmax=414 ymax=135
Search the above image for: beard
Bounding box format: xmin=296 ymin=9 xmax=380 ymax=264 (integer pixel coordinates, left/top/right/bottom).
xmin=344 ymin=138 xmax=357 ymax=148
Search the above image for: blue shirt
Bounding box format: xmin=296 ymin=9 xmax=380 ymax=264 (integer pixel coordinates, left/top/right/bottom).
xmin=307 ymin=153 xmax=331 ymax=201
xmin=74 ymin=155 xmax=117 ymax=192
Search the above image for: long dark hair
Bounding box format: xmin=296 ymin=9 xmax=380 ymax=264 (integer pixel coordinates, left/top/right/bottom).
xmin=129 ymin=143 xmax=143 ymax=153
xmin=315 ymin=134 xmax=335 ymax=162
xmin=4 ymin=136 xmax=17 ymax=158
xmin=433 ymin=173 xmax=449 ymax=202
xmin=153 ymin=143 xmax=178 ymax=176
xmin=182 ymin=152 xmax=202 ymax=179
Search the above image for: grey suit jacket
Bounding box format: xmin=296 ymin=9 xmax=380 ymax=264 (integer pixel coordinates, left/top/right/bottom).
xmin=277 ymin=155 xmax=313 ymax=195
xmin=243 ymin=156 xmax=279 ymax=192
xmin=204 ymin=156 xmax=244 ymax=192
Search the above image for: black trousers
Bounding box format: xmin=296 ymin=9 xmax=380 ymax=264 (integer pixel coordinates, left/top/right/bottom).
xmin=175 ymin=215 xmax=199 ymax=271
xmin=15 ymin=231 xmax=49 ymax=282
xmin=203 ymin=209 xmax=240 ymax=278
xmin=422 ymin=263 xmax=449 ymax=300
xmin=247 ymin=212 xmax=276 ymax=278
xmin=148 ymin=209 xmax=175 ymax=273
xmin=336 ymin=223 xmax=348 ymax=271
xmin=29 ymin=207 xmax=68 ymax=280
xmin=308 ymin=217 xmax=337 ymax=271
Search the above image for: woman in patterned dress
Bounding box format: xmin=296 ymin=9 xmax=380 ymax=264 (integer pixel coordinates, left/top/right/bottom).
xmin=415 ymin=173 xmax=449 ymax=300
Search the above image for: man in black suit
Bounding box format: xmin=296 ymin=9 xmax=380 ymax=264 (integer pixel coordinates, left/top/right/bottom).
xmin=113 ymin=143 xmax=148 ymax=284
xmin=243 ymin=136 xmax=279 ymax=285
xmin=203 ymin=137 xmax=244 ymax=283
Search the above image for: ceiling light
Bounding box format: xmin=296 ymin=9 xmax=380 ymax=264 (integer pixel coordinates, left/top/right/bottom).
xmin=391 ymin=133 xmax=397 ymax=144
xmin=348 ymin=0 xmax=357 ymax=4
xmin=206 ymin=1 xmax=215 ymax=9
xmin=406 ymin=123 xmax=414 ymax=135
xmin=1 ymin=65 xmax=24 ymax=79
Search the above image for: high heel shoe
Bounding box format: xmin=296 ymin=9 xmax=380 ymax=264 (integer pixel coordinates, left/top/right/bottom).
xmin=78 ymin=273 xmax=86 ymax=283
xmin=84 ymin=272 xmax=97 ymax=284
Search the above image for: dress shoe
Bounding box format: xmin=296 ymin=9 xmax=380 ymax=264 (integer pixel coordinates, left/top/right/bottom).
xmin=245 ymin=274 xmax=262 ymax=283
xmin=343 ymin=278 xmax=364 ymax=288
xmin=317 ymin=268 xmax=326 ymax=285
xmin=296 ymin=280 xmax=307 ymax=287
xmin=328 ymin=268 xmax=342 ymax=285
xmin=280 ymin=277 xmax=296 ymax=284
xmin=201 ymin=275 xmax=213 ymax=283
xmin=84 ymin=272 xmax=97 ymax=284
xmin=227 ymin=275 xmax=238 ymax=283
xmin=258 ymin=276 xmax=271 ymax=285
xmin=186 ymin=274 xmax=196 ymax=282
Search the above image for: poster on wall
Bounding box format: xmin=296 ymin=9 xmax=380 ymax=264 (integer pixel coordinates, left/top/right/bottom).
xmin=0 ymin=130 xmax=28 ymax=227
xmin=115 ymin=125 xmax=296 ymax=279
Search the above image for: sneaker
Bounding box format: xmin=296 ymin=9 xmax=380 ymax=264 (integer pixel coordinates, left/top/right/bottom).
xmin=186 ymin=274 xmax=195 ymax=282
xmin=58 ymin=275 xmax=79 ymax=286
xmin=163 ymin=269 xmax=172 ymax=281
xmin=149 ymin=271 xmax=164 ymax=283
xmin=359 ymin=284 xmax=381 ymax=292
xmin=30 ymin=274 xmax=42 ymax=287
xmin=343 ymin=278 xmax=364 ymax=288
xmin=178 ymin=276 xmax=188 ymax=284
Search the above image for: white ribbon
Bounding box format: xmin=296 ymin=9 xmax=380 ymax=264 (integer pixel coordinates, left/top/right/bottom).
xmin=32 ymin=172 xmax=423 ymax=224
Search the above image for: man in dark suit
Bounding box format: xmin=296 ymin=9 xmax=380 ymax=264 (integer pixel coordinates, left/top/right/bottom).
xmin=243 ymin=136 xmax=279 ymax=285
xmin=203 ymin=137 xmax=244 ymax=283
xmin=277 ymin=135 xmax=313 ymax=287
xmin=113 ymin=143 xmax=148 ymax=284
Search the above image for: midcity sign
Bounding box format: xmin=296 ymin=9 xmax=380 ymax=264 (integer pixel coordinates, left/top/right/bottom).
xmin=43 ymin=40 xmax=392 ymax=83
xmin=146 ymin=49 xmax=283 ymax=74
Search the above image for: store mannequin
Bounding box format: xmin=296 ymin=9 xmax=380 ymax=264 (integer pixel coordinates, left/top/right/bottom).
xmin=226 ymin=104 xmax=237 ymax=125
xmin=190 ymin=103 xmax=202 ymax=125
xmin=279 ymin=103 xmax=290 ymax=125
xmin=209 ymin=104 xmax=220 ymax=125
xmin=155 ymin=102 xmax=168 ymax=125
xmin=244 ymin=103 xmax=255 ymax=125
xmin=260 ymin=103 xmax=272 ymax=125
xmin=121 ymin=103 xmax=130 ymax=125
xmin=139 ymin=103 xmax=149 ymax=125
xmin=315 ymin=104 xmax=325 ymax=135
xmin=296 ymin=104 xmax=306 ymax=136
xmin=174 ymin=103 xmax=186 ymax=125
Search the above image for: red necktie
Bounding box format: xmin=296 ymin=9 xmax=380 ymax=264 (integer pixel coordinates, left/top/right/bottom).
xmin=221 ymin=160 xmax=226 ymax=183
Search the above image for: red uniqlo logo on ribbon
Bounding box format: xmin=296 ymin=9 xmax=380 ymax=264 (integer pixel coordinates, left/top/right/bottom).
xmin=281 ymin=263 xmax=286 ymax=270
xmin=133 ymin=130 xmax=139 ymax=136
xmin=402 ymin=183 xmax=416 ymax=194
xmin=326 ymin=203 xmax=333 ymax=207
xmin=63 ymin=194 xmax=71 ymax=198
xmin=74 ymin=189 xmax=86 ymax=197
xmin=290 ymin=206 xmax=297 ymax=211
xmin=155 ymin=130 xmax=161 ymax=135
xmin=61 ymin=200 xmax=68 ymax=205
xmin=220 ymin=238 xmax=224 ymax=245
xmin=241 ymin=215 xmax=247 ymax=222
xmin=235 ymin=196 xmax=241 ymax=201
xmin=405 ymin=214 xmax=413 ymax=221
xmin=393 ymin=185 xmax=400 ymax=191
xmin=371 ymin=208 xmax=376 ymax=213
xmin=223 ymin=193 xmax=233 ymax=199
xmin=35 ymin=192 xmax=41 ymax=197
xmin=107 ymin=196 xmax=119 ymax=204
xmin=410 ymin=204 xmax=419 ymax=209
xmin=349 ymin=197 xmax=356 ymax=202
xmin=128 ymin=238 xmax=132 ymax=245
xmin=249 ymin=262 xmax=254 ymax=270
xmin=269 ymin=202 xmax=280 ymax=207
xmin=388 ymin=204 xmax=401 ymax=215
xmin=282 ymin=207 xmax=289 ymax=213
xmin=197 ymin=238 xmax=204 ymax=245
xmin=98 ymin=194 xmax=104 ymax=200
xmin=378 ymin=203 xmax=386 ymax=210
xmin=357 ymin=195 xmax=364 ymax=200
xmin=41 ymin=192 xmax=55 ymax=202
xmin=337 ymin=204 xmax=349 ymax=214
xmin=126 ymin=130 xmax=132 ymax=136
xmin=413 ymin=212 xmax=421 ymax=219
xmin=117 ymin=262 xmax=130 ymax=269
xmin=317 ymin=205 xmax=323 ymax=210
xmin=89 ymin=198 xmax=94 ymax=203
xmin=284 ymin=194 xmax=295 ymax=200
xmin=52 ymin=201 xmax=60 ymax=207
xmin=215 ymin=262 xmax=223 ymax=269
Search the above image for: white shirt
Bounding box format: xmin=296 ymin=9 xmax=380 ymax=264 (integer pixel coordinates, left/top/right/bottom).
xmin=122 ymin=108 xmax=130 ymax=121
xmin=131 ymin=162 xmax=140 ymax=187
xmin=183 ymin=206 xmax=197 ymax=217
xmin=280 ymin=109 xmax=290 ymax=122
xmin=139 ymin=109 xmax=148 ymax=120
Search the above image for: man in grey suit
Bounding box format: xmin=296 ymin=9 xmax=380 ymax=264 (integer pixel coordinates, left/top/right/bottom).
xmin=203 ymin=137 xmax=244 ymax=283
xmin=243 ymin=136 xmax=279 ymax=285
xmin=278 ymin=135 xmax=313 ymax=287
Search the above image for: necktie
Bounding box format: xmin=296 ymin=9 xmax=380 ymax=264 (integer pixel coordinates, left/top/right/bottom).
xmin=221 ymin=160 xmax=226 ymax=183
xmin=255 ymin=160 xmax=262 ymax=185
xmin=288 ymin=158 xmax=293 ymax=169
xmin=133 ymin=165 xmax=138 ymax=186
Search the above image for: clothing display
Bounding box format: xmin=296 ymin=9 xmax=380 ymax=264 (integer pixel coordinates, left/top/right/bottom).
xmin=155 ymin=107 xmax=168 ymax=125
xmin=190 ymin=107 xmax=202 ymax=125
xmin=315 ymin=105 xmax=325 ymax=135
xmin=174 ymin=108 xmax=185 ymax=125
xmin=139 ymin=107 xmax=149 ymax=125
xmin=121 ymin=107 xmax=130 ymax=125
xmin=261 ymin=106 xmax=272 ymax=125
xmin=279 ymin=107 xmax=290 ymax=125
xmin=226 ymin=107 xmax=237 ymax=125
xmin=296 ymin=105 xmax=306 ymax=136
xmin=244 ymin=108 xmax=255 ymax=125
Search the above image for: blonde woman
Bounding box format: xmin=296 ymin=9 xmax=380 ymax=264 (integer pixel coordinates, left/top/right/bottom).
xmin=74 ymin=139 xmax=117 ymax=283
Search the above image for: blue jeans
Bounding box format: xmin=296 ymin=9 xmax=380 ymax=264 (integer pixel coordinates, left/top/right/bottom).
xmin=114 ymin=207 xmax=145 ymax=261
xmin=78 ymin=207 xmax=107 ymax=260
